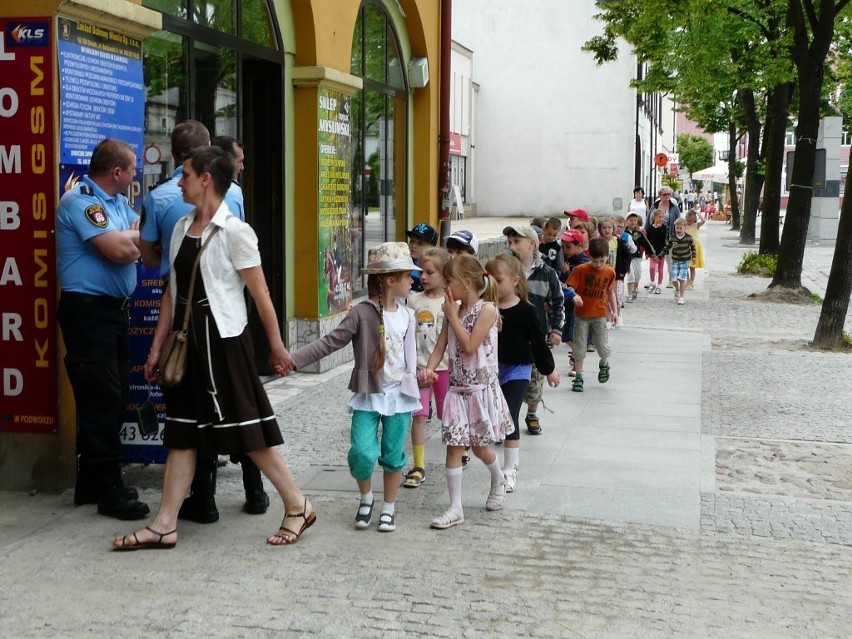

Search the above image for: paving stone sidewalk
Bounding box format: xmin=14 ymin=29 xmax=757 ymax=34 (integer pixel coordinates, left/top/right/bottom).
xmin=1 ymin=217 xmax=851 ymax=638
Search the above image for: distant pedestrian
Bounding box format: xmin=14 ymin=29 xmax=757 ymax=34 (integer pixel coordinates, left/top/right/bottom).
xmin=291 ymin=242 xmax=422 ymax=533
xmin=685 ymin=210 xmax=706 ymax=289
xmin=486 ymin=253 xmax=559 ymax=494
xmin=645 ymin=209 xmax=667 ymax=294
xmin=684 ymin=210 xmax=706 ymax=286
xmin=403 ymin=247 xmax=450 ymax=489
xmin=597 ymin=217 xmax=631 ymax=327
xmin=421 ymin=256 xmax=513 ymax=529
xmin=627 ymin=187 xmax=647 ymax=225
xmin=624 ymin=213 xmax=652 ymax=302
xmin=662 ymin=218 xmax=696 ymax=305
xmin=564 ymin=238 xmax=616 ymax=392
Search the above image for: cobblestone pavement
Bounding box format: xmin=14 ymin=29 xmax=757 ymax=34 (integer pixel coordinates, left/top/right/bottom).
xmin=2 ymin=219 xmax=852 ymax=637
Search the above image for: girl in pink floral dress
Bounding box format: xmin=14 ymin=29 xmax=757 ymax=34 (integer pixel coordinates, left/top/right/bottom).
xmin=420 ymin=255 xmax=514 ymax=529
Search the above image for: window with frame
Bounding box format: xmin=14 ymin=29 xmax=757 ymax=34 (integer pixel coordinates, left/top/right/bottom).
xmin=349 ymin=1 xmax=408 ymax=291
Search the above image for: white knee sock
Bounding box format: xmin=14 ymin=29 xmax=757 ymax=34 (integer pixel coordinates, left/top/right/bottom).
xmin=447 ymin=467 xmax=463 ymax=512
xmin=503 ymin=447 xmax=519 ymax=472
xmin=486 ymin=456 xmax=503 ymax=488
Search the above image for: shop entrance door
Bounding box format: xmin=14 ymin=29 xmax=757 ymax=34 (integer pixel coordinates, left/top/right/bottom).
xmin=242 ymin=57 xmax=283 ymax=373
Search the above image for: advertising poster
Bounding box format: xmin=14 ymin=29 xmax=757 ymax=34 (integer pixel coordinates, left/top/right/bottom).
xmin=0 ymin=18 xmax=57 ymax=433
xmin=57 ymin=17 xmax=166 ymax=461
xmin=317 ymin=87 xmax=353 ymax=317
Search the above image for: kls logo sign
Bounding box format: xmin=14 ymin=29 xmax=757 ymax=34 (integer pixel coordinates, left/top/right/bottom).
xmin=6 ymin=22 xmax=49 ymax=47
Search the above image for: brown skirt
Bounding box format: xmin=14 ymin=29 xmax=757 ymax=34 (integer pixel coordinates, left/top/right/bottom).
xmin=162 ymin=299 xmax=284 ymax=454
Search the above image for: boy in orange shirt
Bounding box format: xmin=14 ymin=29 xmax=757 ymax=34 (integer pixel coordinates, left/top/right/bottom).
xmin=564 ymin=238 xmax=616 ymax=392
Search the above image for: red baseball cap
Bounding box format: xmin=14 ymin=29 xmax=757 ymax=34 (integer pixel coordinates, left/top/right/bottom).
xmin=563 ymin=208 xmax=590 ymax=222
xmin=560 ymin=229 xmax=586 ymax=244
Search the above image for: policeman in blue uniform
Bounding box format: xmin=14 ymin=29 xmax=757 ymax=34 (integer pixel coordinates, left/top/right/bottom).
xmin=56 ymin=138 xmax=150 ymax=520
xmin=140 ymin=122 xmax=267 ymax=522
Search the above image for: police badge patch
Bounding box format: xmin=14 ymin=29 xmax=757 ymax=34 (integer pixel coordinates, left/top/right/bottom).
xmin=84 ymin=204 xmax=108 ymax=228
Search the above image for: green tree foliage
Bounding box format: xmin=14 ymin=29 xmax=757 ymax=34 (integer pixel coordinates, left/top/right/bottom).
xmin=676 ymin=133 xmax=714 ymax=176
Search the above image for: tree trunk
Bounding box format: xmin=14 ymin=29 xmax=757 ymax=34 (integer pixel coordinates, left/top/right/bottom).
xmin=739 ymin=90 xmax=761 ymax=244
xmin=760 ymin=83 xmax=792 ymax=254
xmin=728 ymin=121 xmax=742 ymax=232
xmin=812 ymin=166 xmax=852 ymax=347
xmin=773 ymin=0 xmax=838 ymax=288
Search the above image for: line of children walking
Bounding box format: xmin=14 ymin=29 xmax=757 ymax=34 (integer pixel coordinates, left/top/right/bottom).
xmin=281 ymin=208 xmax=707 ymax=536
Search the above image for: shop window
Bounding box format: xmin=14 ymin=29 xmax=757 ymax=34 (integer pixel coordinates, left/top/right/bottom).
xmin=350 ymin=2 xmax=408 ymax=290
xmin=141 ymin=1 xmax=280 ymax=194
xmin=242 ymin=0 xmax=276 ymax=48
xmin=143 ymin=0 xmax=188 ymax=19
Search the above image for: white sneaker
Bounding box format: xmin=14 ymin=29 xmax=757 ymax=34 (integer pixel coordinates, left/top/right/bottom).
xmin=615 ymin=317 xmax=624 ymax=327
xmin=677 ymin=296 xmax=685 ymax=305
xmin=504 ymin=467 xmax=518 ymax=493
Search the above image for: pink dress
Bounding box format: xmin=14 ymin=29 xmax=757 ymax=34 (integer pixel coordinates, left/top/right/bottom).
xmin=441 ymin=300 xmax=514 ymax=447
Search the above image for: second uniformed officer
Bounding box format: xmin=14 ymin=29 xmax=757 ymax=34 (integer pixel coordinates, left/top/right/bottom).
xmin=56 ymin=138 xmax=150 ymax=520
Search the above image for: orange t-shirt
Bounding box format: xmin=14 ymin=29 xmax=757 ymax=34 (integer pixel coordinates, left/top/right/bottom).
xmin=566 ymin=263 xmax=615 ymax=319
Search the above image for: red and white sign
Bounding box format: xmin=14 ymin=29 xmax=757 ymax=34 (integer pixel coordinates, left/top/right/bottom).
xmin=449 ymin=132 xmax=462 ymax=156
xmin=0 ymin=17 xmax=57 ymax=433
xmin=143 ymin=144 xmax=161 ymax=165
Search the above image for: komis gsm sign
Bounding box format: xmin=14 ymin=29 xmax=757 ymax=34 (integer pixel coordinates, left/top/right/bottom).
xmin=6 ymin=22 xmax=49 ymax=47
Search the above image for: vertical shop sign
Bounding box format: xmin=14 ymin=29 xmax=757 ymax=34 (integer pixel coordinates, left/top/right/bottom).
xmin=317 ymin=87 xmax=354 ymax=317
xmin=0 ymin=18 xmax=57 ymax=433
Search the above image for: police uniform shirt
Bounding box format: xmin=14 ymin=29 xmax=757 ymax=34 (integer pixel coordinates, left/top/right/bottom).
xmin=141 ymin=166 xmax=244 ymax=278
xmin=56 ymin=175 xmax=139 ymax=298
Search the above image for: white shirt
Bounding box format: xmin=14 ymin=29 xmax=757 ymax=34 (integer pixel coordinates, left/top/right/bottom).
xmin=169 ymin=201 xmax=261 ymax=338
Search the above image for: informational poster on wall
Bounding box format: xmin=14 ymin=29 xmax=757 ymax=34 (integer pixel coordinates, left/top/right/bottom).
xmin=56 ymin=17 xmax=166 ymax=461
xmin=0 ymin=18 xmax=57 ymax=433
xmin=317 ymin=87 xmax=354 ymax=317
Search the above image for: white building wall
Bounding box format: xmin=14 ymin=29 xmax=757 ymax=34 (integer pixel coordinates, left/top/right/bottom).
xmin=452 ymin=0 xmax=640 ymax=217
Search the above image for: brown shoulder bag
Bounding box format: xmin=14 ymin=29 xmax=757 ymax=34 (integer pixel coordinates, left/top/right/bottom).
xmin=158 ymin=226 xmax=220 ymax=388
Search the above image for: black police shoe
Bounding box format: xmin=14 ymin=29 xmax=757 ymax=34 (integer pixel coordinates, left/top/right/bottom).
xmin=178 ymin=494 xmax=220 ymax=524
xmin=74 ymin=478 xmax=138 ymax=506
xmin=97 ymin=486 xmax=150 ymax=520
xmin=243 ymin=489 xmax=270 ymax=515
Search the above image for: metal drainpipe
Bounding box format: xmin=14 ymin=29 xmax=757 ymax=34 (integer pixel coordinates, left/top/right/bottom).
xmin=438 ymin=0 xmax=452 ymax=243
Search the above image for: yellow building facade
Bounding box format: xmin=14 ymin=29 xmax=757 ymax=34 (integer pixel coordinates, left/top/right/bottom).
xmin=0 ymin=0 xmax=443 ymax=491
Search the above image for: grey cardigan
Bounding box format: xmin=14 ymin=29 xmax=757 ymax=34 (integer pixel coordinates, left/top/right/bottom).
xmin=291 ymin=299 xmax=420 ymax=398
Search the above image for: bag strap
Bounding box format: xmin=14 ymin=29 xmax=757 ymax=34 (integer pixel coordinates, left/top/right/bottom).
xmin=178 ymin=225 xmax=221 ymax=331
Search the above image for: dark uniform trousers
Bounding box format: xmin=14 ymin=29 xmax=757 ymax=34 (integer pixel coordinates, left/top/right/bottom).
xmin=58 ymin=292 xmax=130 ymax=486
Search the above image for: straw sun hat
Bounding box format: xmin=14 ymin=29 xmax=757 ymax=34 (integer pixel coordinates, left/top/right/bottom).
xmin=362 ymin=242 xmax=422 ymax=274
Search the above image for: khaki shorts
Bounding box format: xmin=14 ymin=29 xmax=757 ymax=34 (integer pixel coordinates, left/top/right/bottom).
xmin=523 ymin=367 xmax=544 ymax=404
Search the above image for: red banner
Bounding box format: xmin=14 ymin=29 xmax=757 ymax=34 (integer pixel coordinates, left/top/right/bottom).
xmin=0 ymin=17 xmax=57 ymax=433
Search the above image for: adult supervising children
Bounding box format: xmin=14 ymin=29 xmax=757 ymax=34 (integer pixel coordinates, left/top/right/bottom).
xmin=140 ymin=121 xmax=264 ymax=522
xmin=113 ymin=147 xmax=313 ymax=549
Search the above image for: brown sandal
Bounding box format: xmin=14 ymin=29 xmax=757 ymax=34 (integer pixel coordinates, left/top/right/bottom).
xmin=267 ymin=499 xmax=316 ymax=546
xmin=113 ymin=526 xmax=177 ymax=551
